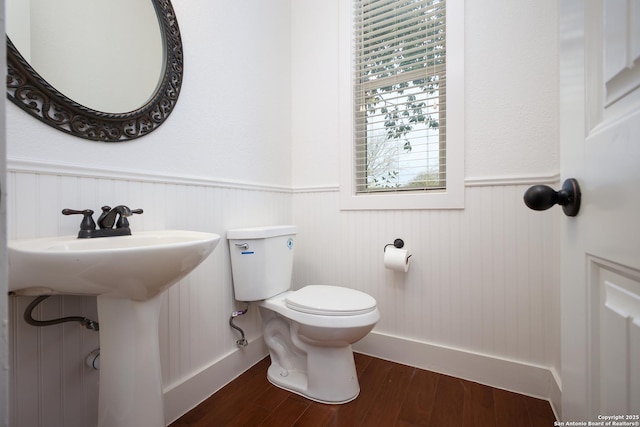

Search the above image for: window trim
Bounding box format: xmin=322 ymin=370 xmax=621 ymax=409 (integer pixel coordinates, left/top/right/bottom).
xmin=339 ymin=0 xmax=464 ymax=210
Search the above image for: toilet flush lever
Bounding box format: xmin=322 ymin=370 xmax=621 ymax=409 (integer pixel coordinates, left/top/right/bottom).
xmin=235 ymin=243 xmax=249 ymax=249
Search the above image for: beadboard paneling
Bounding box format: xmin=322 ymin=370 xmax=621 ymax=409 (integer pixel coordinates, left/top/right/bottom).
xmin=292 ymin=186 xmax=560 ymax=369
xmin=7 ymin=168 xmax=560 ymax=426
xmin=7 ymin=169 xmax=290 ymax=427
xmin=9 ymin=295 xmax=99 ymax=427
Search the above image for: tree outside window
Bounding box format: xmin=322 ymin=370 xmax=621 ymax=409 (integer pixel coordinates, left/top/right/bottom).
xmin=354 ymin=0 xmax=446 ymax=192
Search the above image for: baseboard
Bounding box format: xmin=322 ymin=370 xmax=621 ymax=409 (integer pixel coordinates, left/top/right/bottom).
xmin=353 ymin=331 xmax=561 ymax=415
xmin=162 ymin=332 xmax=562 ymax=424
xmin=163 ymin=338 xmax=269 ymax=425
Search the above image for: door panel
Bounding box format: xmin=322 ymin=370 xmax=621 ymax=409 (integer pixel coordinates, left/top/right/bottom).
xmin=603 ymin=0 xmax=640 ymax=109
xmin=591 ymin=258 xmax=640 ymax=414
xmin=561 ymin=0 xmax=640 ymax=420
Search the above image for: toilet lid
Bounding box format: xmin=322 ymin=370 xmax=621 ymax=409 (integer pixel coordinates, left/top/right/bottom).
xmin=285 ymin=285 xmax=377 ymax=316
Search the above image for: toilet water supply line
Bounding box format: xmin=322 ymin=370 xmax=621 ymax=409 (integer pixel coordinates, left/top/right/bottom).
xmin=229 ymin=302 xmax=249 ymax=347
xmin=25 ymin=296 xmax=250 ymax=357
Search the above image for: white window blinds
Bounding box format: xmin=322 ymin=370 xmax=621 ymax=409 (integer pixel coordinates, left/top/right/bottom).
xmin=354 ymin=0 xmax=446 ymax=193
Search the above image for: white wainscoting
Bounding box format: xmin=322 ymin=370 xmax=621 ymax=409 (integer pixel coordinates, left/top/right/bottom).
xmin=6 ymin=161 xmax=288 ymax=427
xmin=6 ymin=161 xmax=561 ymax=425
xmin=291 ymin=181 xmax=561 ymax=414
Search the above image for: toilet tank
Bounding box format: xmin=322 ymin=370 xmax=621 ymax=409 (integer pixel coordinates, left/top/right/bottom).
xmin=227 ymin=225 xmax=297 ymax=301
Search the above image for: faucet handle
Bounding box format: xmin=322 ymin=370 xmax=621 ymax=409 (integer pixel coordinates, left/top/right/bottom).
xmin=62 ymin=208 xmax=93 ymax=215
xmin=116 ymin=208 xmax=143 ymax=229
xmin=62 ymin=209 xmax=96 ymax=231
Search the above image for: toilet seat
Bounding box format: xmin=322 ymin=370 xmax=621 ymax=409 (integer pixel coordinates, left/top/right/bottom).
xmin=285 ymin=285 xmax=377 ymax=316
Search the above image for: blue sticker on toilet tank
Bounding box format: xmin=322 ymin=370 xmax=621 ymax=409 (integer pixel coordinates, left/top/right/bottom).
xmin=241 ymin=251 xmax=254 ymax=255
xmin=287 ymin=238 xmax=294 ymax=249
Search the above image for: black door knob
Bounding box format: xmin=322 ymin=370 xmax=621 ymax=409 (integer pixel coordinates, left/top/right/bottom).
xmin=523 ymin=178 xmax=581 ymax=217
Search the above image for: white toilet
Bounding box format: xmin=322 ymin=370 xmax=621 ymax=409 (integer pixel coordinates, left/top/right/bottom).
xmin=227 ymin=225 xmax=380 ymax=404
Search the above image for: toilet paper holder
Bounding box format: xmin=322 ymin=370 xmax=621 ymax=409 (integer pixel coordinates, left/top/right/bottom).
xmin=384 ymin=239 xmax=409 ymax=255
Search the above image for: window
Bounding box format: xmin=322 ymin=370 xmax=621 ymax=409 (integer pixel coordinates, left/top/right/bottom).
xmin=340 ymin=0 xmax=463 ymax=210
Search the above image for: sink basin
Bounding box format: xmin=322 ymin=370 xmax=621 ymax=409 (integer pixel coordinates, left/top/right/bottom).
xmin=8 ymin=230 xmax=220 ymax=300
xmin=8 ymin=230 xmax=220 ymax=427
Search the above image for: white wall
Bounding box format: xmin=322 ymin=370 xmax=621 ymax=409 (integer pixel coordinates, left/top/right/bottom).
xmin=7 ymin=0 xmax=293 ymax=188
xmin=292 ymin=0 xmax=559 ymax=186
xmin=6 ymin=1 xmax=292 ymax=426
xmin=290 ymin=0 xmax=561 ymax=409
xmin=5 ymin=0 xmax=563 ymax=425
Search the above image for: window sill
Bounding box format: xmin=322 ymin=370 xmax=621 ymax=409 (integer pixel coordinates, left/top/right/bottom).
xmin=340 ymin=184 xmax=464 ymax=211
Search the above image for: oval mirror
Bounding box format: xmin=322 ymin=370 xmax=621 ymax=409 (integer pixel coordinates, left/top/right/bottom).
xmin=5 ymin=0 xmax=183 ymax=142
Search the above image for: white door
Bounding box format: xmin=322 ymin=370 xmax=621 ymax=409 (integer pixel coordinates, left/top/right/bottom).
xmin=560 ymin=0 xmax=640 ymax=420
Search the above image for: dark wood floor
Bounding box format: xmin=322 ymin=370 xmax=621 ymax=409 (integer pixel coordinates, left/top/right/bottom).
xmin=170 ymin=353 xmax=556 ymax=427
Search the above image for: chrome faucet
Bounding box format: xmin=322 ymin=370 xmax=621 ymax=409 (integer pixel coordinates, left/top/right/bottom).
xmin=63 ymin=205 xmax=143 ymax=238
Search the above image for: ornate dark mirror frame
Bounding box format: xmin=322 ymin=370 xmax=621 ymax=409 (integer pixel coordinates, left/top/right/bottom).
xmin=6 ymin=0 xmax=183 ymax=142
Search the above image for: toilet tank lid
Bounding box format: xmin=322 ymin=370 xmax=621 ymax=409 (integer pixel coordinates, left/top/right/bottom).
xmin=227 ymin=225 xmax=297 ymax=240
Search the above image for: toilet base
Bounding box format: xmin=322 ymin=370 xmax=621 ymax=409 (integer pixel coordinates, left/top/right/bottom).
xmin=266 ymin=345 xmax=360 ymax=404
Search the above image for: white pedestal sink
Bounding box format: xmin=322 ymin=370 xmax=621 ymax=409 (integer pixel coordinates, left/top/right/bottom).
xmin=8 ymin=230 xmax=221 ymax=427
